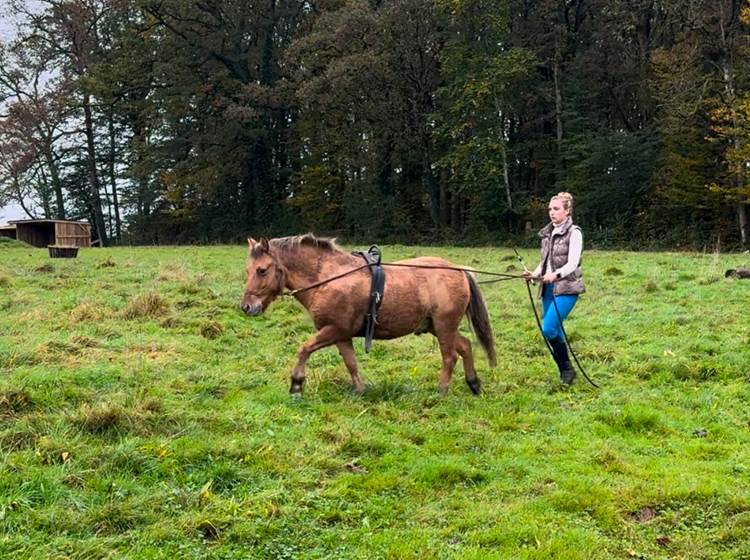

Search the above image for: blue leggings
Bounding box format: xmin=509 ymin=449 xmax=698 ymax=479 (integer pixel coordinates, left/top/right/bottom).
xmin=541 ymin=284 xmax=578 ymax=341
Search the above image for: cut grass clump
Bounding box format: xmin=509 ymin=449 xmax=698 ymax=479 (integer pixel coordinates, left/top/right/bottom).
xmin=604 ymin=266 xmax=623 ymax=276
xmin=673 ymin=363 xmax=721 ymax=382
xmin=361 ymin=380 xmax=415 ymax=402
xmin=87 ymin=501 xmax=148 ymax=535
xmin=76 ymin=403 xmax=131 ymax=435
xmin=194 ymin=518 xmax=227 ymax=541
xmin=96 ymin=257 xmax=116 ymax=268
xmin=122 ymin=292 xmax=170 ymax=319
xmin=35 ymin=436 xmax=74 ymax=465
xmin=69 ymin=335 xmax=99 ymax=348
xmin=698 ymin=275 xmax=721 ymax=285
xmin=0 ymin=389 xmax=34 ymax=416
xmin=0 ymin=426 xmax=38 ymax=451
xmin=0 ymin=349 xmax=40 ymax=368
xmin=199 ymin=320 xmax=224 ymax=339
xmin=159 ymin=315 xmax=182 ymax=328
xmin=179 ymin=272 xmax=210 ymax=295
xmin=34 ymin=263 xmax=55 ymax=273
xmin=70 ymin=302 xmax=105 ymax=323
xmin=412 ymin=457 xmax=485 ymax=487
xmin=0 ymin=272 xmax=12 ymax=288
xmin=595 ymin=405 xmax=665 ymax=435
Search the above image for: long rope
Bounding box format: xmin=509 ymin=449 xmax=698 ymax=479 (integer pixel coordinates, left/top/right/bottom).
xmin=286 ymin=263 xmax=372 ymax=296
xmin=511 ymin=248 xmax=556 ymax=359
xmin=551 ymin=296 xmax=599 ymax=388
xmin=286 ymin=261 xmax=525 ymax=296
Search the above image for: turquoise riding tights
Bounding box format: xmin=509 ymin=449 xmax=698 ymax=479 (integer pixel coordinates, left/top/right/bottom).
xmin=541 ymin=284 xmax=579 ymax=341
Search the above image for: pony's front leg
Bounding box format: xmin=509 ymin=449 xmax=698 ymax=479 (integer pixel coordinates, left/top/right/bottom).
xmin=336 ymin=340 xmax=365 ymax=394
xmin=291 ymin=326 xmax=339 ymax=395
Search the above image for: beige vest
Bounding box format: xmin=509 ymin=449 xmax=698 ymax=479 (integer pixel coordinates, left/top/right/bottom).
xmin=538 ymin=218 xmax=585 ymax=296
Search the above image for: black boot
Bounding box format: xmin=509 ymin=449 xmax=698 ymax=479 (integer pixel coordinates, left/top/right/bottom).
xmin=548 ymin=336 xmax=576 ymax=385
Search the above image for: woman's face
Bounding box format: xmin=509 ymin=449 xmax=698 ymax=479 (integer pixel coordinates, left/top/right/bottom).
xmin=548 ymin=198 xmax=570 ymax=225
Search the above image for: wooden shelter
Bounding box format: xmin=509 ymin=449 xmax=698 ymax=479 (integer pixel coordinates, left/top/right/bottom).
xmin=9 ymin=220 xmax=92 ymax=248
xmin=0 ymin=225 xmax=16 ymax=240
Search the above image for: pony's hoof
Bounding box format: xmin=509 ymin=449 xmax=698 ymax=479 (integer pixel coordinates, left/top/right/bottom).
xmin=466 ymin=378 xmax=482 ymax=395
xmin=289 ymin=381 xmax=304 ymax=397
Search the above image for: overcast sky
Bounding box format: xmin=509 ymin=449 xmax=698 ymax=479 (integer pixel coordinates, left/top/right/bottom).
xmin=0 ymin=3 xmax=38 ymax=224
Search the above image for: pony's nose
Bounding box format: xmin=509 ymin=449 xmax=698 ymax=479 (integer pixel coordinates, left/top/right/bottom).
xmin=241 ymin=302 xmax=262 ymax=316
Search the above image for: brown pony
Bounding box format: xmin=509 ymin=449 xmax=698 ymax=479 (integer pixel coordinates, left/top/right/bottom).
xmin=241 ymin=234 xmax=496 ymax=395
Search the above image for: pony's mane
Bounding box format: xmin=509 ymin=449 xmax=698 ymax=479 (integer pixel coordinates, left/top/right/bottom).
xmin=270 ymin=233 xmax=342 ymax=254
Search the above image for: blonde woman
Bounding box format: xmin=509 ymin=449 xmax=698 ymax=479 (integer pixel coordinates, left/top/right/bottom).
xmin=522 ymin=192 xmax=585 ymax=384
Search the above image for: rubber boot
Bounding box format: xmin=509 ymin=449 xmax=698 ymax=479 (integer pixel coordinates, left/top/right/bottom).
xmin=548 ymin=336 xmax=576 ymax=385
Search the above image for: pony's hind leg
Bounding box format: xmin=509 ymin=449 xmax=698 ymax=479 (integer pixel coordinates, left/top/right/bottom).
xmin=291 ymin=326 xmax=339 ymax=395
xmin=336 ymin=340 xmax=366 ymax=394
xmin=456 ymin=334 xmax=481 ymax=395
xmin=435 ymin=332 xmax=459 ymax=395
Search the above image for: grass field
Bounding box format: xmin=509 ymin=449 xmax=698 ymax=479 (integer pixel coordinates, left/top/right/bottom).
xmin=1 ymin=240 xmax=749 ymax=559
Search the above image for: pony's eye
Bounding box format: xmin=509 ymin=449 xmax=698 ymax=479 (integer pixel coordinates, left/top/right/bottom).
xmin=257 ymin=267 xmax=268 ymax=277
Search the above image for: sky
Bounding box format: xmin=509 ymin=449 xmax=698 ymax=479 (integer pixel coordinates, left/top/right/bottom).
xmin=0 ymin=203 xmax=27 ymax=224
xmin=0 ymin=2 xmax=36 ymax=225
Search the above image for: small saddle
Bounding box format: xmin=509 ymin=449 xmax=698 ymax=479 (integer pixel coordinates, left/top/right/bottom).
xmin=352 ymin=245 xmax=386 ymax=352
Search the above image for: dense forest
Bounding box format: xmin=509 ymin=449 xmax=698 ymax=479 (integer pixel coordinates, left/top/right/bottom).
xmin=0 ymin=0 xmax=748 ymax=248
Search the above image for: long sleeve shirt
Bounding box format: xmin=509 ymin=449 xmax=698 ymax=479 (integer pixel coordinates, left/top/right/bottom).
xmin=531 ymin=226 xmax=583 ymax=279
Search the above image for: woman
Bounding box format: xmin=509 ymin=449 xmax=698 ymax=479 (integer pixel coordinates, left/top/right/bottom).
xmin=522 ymin=192 xmax=584 ymax=385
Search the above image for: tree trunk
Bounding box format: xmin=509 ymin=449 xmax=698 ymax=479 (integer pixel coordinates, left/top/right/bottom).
xmin=737 ymin=202 xmax=748 ymax=245
xmin=498 ymin=110 xmax=513 ymax=211
xmin=425 ymin=158 xmax=440 ymax=231
xmin=439 ymin=168 xmax=449 ymax=229
xmin=38 ymin=165 xmax=52 ymax=219
xmin=553 ymin=35 xmax=564 ymax=189
xmin=42 ymin=145 xmax=66 ymax=219
xmin=82 ymin=92 xmax=108 ymax=246
xmin=108 ymin=112 xmax=122 ymax=241
xmin=14 ymin=177 xmax=37 ymax=219
xmin=635 ymin=1 xmax=655 ymax=125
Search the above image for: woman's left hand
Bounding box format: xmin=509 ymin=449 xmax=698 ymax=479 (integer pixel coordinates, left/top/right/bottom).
xmin=542 ymin=272 xmax=558 ymax=284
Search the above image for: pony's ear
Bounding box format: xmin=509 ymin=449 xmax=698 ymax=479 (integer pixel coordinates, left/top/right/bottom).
xmin=260 ymin=238 xmax=270 ymax=252
xmin=248 ymin=237 xmax=257 ymax=248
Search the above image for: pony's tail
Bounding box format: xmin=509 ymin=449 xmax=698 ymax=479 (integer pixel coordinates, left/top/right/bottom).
xmin=465 ymin=273 xmax=497 ymax=368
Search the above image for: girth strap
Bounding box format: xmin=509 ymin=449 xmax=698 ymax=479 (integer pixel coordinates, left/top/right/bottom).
xmin=352 ymin=245 xmax=386 ymax=353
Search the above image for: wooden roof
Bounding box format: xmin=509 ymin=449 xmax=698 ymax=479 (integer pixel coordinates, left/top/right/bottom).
xmin=9 ymin=219 xmax=90 ymax=225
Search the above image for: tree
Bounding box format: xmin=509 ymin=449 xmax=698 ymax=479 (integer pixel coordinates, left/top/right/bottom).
xmin=437 ymin=0 xmax=535 ymax=237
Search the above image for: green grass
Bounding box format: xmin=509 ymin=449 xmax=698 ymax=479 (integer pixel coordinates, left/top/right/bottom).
xmin=0 ymin=244 xmax=749 ymax=559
